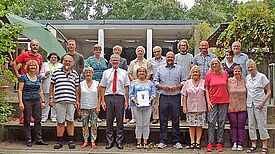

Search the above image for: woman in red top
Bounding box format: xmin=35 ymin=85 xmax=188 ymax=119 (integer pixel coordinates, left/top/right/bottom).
xmin=205 ymin=58 xmax=229 ymax=152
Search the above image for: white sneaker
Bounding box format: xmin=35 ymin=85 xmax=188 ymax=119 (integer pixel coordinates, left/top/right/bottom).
xmin=129 ymin=119 xmax=136 ymax=124
xmin=114 ymin=117 xmax=117 ymax=123
xmin=97 ymin=118 xmax=102 ymax=123
xmin=41 ymin=118 xmax=47 ymax=123
xmin=237 ymin=145 xmax=243 ymax=151
xmin=173 ymin=143 xmax=183 ymax=149
xmin=157 ymin=143 xmax=167 ymax=149
xmin=232 ymin=142 xmax=237 ymax=151
xmin=51 ymin=118 xmax=57 ymax=123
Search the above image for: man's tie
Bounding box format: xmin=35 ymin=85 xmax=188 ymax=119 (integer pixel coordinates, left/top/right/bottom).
xmin=112 ymin=70 xmax=117 ymax=93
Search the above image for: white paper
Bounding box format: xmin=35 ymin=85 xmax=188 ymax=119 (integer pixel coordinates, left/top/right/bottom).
xmin=137 ymin=90 xmax=150 ymax=107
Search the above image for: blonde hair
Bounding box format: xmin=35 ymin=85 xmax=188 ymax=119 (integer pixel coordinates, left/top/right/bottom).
xmin=177 ymin=39 xmax=189 ymax=50
xmin=189 ymin=65 xmax=201 ymax=79
xmin=25 ymin=60 xmax=39 ymax=73
xmin=210 ymin=58 xmax=224 ymax=75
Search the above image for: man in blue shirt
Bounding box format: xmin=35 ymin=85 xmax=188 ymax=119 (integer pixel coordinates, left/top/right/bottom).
xmin=154 ymin=51 xmax=186 ymax=149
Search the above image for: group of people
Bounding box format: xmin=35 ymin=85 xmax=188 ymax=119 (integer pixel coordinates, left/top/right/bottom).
xmin=13 ymin=39 xmax=271 ymax=154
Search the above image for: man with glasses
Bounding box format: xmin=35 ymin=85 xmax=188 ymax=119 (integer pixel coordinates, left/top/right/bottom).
xmin=149 ymin=46 xmax=166 ymax=124
xmin=193 ymin=41 xmax=217 ymax=79
xmin=231 ymin=41 xmax=249 ymax=77
xmin=175 ymin=39 xmax=194 ymax=79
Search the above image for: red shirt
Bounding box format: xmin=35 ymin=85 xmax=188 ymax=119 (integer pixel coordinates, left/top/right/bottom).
xmin=15 ymin=51 xmax=43 ymax=74
xmin=204 ymin=71 xmax=229 ymax=104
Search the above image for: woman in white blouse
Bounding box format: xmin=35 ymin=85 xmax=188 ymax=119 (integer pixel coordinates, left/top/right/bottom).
xmin=80 ymin=67 xmax=101 ymax=148
xmin=246 ymin=59 xmax=271 ymax=154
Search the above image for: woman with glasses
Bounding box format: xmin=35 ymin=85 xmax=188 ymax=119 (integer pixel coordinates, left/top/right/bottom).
xmin=205 ymin=58 xmax=229 ymax=152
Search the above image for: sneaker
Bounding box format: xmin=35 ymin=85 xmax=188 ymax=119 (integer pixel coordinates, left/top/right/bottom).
xmin=53 ymin=142 xmax=63 ymax=149
xmin=173 ymin=143 xmax=183 ymax=149
xmin=19 ymin=117 xmax=24 ymax=124
xmin=157 ymin=143 xmax=167 ymax=149
xmin=129 ymin=119 xmax=136 ymax=124
xmin=237 ymin=145 xmax=243 ymax=151
xmin=41 ymin=118 xmax=47 ymax=123
xmin=232 ymin=142 xmax=237 ymax=151
xmin=216 ymin=143 xmax=224 ymax=152
xmin=114 ymin=118 xmax=117 ymax=123
xmin=207 ymin=144 xmax=213 ymax=152
xmin=97 ymin=118 xmax=102 ymax=123
xmin=51 ymin=118 xmax=57 ymax=123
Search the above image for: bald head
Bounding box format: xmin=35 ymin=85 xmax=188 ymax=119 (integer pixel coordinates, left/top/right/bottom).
xmin=30 ymin=39 xmax=40 ymax=53
xmin=199 ymin=41 xmax=209 ymax=55
xmin=166 ymin=51 xmax=175 ymax=67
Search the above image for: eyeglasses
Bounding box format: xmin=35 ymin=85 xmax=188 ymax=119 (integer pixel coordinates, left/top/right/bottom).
xmin=153 ymin=50 xmax=160 ymax=53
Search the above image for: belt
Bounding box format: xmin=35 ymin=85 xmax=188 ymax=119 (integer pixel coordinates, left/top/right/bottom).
xmin=106 ymin=94 xmax=124 ymax=97
xmin=160 ymin=94 xmax=180 ymax=97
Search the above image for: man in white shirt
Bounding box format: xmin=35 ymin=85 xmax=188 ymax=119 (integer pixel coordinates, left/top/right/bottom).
xmin=100 ymin=54 xmax=130 ymax=150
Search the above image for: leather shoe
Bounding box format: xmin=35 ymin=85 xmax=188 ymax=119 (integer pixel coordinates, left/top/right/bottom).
xmin=36 ymin=139 xmax=48 ymax=145
xmin=26 ymin=140 xmax=32 ymax=147
xmin=105 ymin=143 xmax=114 ymax=149
xmin=116 ymin=143 xmax=123 ymax=149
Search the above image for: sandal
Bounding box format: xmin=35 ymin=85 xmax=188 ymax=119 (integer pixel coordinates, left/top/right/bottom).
xmin=143 ymin=143 xmax=148 ymax=149
xmin=91 ymin=142 xmax=96 ymax=148
xmin=247 ymin=147 xmax=257 ymax=153
xmin=196 ymin=143 xmax=201 ymax=149
xmin=136 ymin=143 xmax=142 ymax=149
xmin=81 ymin=141 xmax=88 ymax=148
xmin=261 ymin=148 xmax=268 ymax=154
xmin=190 ymin=143 xmax=196 ymax=149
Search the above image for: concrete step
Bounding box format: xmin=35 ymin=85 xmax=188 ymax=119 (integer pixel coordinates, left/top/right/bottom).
xmin=2 ymin=119 xmax=275 ymax=148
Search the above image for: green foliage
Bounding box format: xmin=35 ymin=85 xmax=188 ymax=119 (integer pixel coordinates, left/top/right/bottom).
xmin=0 ymin=93 xmax=15 ymax=123
xmin=0 ymin=0 xmax=27 ymax=17
xmin=217 ymin=0 xmax=275 ymax=63
xmin=186 ymin=0 xmax=239 ymax=27
xmin=189 ymin=21 xmax=212 ymax=53
xmin=0 ymin=21 xmax=22 ymax=85
xmin=94 ymin=0 xmax=187 ymax=20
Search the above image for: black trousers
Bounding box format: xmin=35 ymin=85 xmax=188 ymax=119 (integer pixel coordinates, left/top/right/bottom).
xmin=23 ymin=99 xmax=42 ymax=141
xmin=105 ymin=95 xmax=125 ymax=144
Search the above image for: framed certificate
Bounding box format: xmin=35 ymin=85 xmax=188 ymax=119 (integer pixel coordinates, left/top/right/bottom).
xmin=137 ymin=90 xmax=150 ymax=107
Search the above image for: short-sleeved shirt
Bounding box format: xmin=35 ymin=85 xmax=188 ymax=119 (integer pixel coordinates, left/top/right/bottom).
xmin=175 ymin=53 xmax=193 ymax=78
xmin=181 ymin=79 xmax=207 ymax=113
xmin=15 ymin=51 xmax=43 ymax=74
xmin=154 ymin=64 xmax=186 ymax=95
xmin=128 ymin=58 xmax=152 ymax=80
xmin=100 ymin=67 xmax=130 ymax=96
xmin=63 ymin=52 xmax=84 ymax=75
xmin=204 ymin=71 xmax=229 ymax=104
xmin=234 ymin=53 xmax=249 ymax=77
xmin=246 ymin=72 xmax=269 ymax=107
xmin=51 ymin=67 xmax=80 ymax=103
xmin=228 ymin=77 xmax=247 ymax=112
xmin=222 ymin=62 xmax=239 ymax=78
xmin=19 ymin=74 xmax=41 ymax=101
xmin=84 ymin=56 xmax=108 ymax=82
xmin=80 ymin=80 xmax=99 ymax=109
xmin=193 ymin=52 xmax=217 ymax=79
xmin=129 ymin=80 xmax=156 ymax=107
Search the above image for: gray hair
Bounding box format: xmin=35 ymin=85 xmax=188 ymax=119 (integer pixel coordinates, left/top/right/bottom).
xmin=110 ymin=54 xmax=121 ymax=61
xmin=83 ymin=67 xmax=94 ymax=73
xmin=135 ymin=46 xmax=146 ymax=54
xmin=153 ymin=46 xmax=162 ymax=52
xmin=113 ymin=45 xmax=122 ymax=51
xmin=246 ymin=59 xmax=257 ymax=68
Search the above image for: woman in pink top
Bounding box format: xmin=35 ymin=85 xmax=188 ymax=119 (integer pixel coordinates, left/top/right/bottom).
xmin=182 ymin=65 xmax=207 ymax=149
xmin=205 ymin=58 xmax=229 ymax=152
xmin=227 ymin=65 xmax=247 ymax=151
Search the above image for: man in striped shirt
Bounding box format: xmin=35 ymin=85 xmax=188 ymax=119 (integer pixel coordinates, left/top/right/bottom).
xmin=49 ymin=55 xmax=80 ymax=149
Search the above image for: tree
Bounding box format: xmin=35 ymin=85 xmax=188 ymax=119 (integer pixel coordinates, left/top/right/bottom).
xmin=217 ymin=0 xmax=275 ymax=63
xmin=186 ymin=0 xmax=239 ymax=27
xmin=92 ymin=0 xmax=187 ymax=20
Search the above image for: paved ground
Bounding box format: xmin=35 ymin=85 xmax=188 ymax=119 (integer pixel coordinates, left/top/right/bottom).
xmin=0 ymin=141 xmax=275 ymax=154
